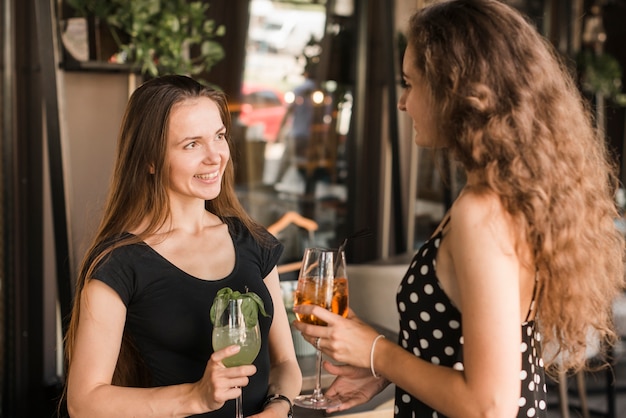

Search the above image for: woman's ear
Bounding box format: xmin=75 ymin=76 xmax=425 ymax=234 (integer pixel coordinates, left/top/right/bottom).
xmin=149 ymin=164 xmax=155 ymax=174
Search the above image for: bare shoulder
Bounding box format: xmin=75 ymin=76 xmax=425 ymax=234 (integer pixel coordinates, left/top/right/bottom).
xmin=450 ymin=188 xmax=508 ymax=222
xmin=447 ymin=188 xmax=516 ymax=251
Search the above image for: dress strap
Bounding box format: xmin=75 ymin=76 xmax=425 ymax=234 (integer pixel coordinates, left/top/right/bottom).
xmin=440 ymin=215 xmax=451 ymax=229
xmin=524 ymin=271 xmax=540 ymax=323
xmin=429 ymin=214 xmax=451 ymax=240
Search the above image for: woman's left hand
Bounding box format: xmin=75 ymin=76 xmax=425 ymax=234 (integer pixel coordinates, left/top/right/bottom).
xmin=291 ymin=306 xmax=380 ymax=369
xmin=322 ymin=362 xmax=390 ymax=413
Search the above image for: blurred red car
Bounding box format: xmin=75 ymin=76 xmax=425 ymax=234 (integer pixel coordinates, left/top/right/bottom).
xmin=238 ymin=83 xmax=288 ymax=142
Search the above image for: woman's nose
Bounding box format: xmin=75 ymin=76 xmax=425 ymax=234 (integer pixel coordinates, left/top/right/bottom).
xmin=203 ymin=144 xmax=222 ymax=163
xmin=397 ymin=92 xmax=406 ymax=111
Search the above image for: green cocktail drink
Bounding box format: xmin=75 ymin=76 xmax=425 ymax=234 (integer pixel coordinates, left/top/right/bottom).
xmin=210 ymin=287 xmax=268 ymax=418
xmin=212 ymin=326 xmax=261 ymax=367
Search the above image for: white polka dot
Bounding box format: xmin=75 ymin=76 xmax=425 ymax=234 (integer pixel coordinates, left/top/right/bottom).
xmin=394 ymin=405 xmax=399 ymax=414
xmin=394 ymin=247 xmax=547 ymax=417
xmin=432 ymin=412 xmax=438 ymax=418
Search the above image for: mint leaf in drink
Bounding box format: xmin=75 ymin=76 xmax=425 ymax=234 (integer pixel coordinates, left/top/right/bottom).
xmin=210 ymin=287 xmax=233 ymax=325
xmin=241 ymin=291 xmax=268 ymax=326
xmin=210 ymin=287 xmax=269 ymax=327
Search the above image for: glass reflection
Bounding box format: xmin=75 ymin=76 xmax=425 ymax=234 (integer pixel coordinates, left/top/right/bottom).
xmin=236 ymin=0 xmax=352 ymax=274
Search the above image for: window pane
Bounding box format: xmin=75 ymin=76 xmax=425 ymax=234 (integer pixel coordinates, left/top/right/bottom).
xmin=235 ymin=0 xmax=350 ymax=276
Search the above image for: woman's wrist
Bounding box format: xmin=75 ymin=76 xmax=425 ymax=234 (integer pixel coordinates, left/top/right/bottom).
xmin=263 ymin=394 xmax=293 ymax=418
xmin=370 ymin=334 xmax=385 ymax=378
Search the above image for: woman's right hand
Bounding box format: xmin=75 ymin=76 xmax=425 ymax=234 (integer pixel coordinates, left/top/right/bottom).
xmin=196 ymin=345 xmax=257 ymax=412
xmin=322 ymin=362 xmax=390 ymax=413
xmin=292 ymin=307 xmax=379 ymax=370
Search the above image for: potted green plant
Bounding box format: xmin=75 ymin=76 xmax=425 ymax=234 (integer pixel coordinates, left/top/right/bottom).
xmin=66 ymin=0 xmax=225 ymax=80
xmin=577 ymin=49 xmax=626 ymax=106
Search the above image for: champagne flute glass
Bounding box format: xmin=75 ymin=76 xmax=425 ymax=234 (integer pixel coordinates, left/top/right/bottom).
xmin=293 ymin=247 xmax=349 ymax=409
xmin=212 ymin=298 xmax=261 ymax=418
xmin=332 ymin=249 xmax=349 ymax=320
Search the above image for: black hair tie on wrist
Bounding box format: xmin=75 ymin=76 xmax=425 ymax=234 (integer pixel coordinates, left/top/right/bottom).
xmin=263 ymin=394 xmax=293 ymax=418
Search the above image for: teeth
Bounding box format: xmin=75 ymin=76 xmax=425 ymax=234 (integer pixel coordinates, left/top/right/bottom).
xmin=195 ymin=172 xmax=218 ymax=180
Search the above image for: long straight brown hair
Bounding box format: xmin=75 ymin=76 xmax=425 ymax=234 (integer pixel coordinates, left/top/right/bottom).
xmin=63 ymin=75 xmax=266 ymax=391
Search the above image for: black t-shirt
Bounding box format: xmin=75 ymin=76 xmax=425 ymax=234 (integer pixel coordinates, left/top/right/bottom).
xmin=93 ymin=217 xmax=283 ymax=417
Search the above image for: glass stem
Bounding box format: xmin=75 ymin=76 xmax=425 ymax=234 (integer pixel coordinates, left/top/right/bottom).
xmin=236 ymin=393 xmax=243 ymax=418
xmin=312 ymin=348 xmax=324 ymax=400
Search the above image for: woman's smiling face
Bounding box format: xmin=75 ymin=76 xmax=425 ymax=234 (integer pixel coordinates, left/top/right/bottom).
xmin=165 ymin=97 xmax=230 ymax=204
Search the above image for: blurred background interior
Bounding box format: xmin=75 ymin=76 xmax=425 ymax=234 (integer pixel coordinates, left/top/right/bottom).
xmin=2 ymin=0 xmax=626 ymax=416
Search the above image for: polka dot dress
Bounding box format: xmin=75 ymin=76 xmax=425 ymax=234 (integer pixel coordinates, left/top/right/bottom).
xmin=395 ymin=224 xmax=547 ymax=417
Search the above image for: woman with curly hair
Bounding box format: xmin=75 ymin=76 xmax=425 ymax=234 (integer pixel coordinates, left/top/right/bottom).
xmin=63 ymin=75 xmax=301 ymax=417
xmin=293 ymin=1 xmax=625 ymax=417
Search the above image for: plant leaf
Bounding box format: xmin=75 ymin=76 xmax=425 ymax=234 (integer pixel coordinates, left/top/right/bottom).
xmin=210 ymin=287 xmax=269 ymax=327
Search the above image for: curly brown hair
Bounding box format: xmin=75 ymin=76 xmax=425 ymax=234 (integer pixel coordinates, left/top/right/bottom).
xmin=407 ymin=0 xmax=625 ymax=374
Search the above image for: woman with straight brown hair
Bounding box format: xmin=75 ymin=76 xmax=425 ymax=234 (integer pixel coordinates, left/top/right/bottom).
xmin=63 ymin=75 xmax=301 ymax=417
